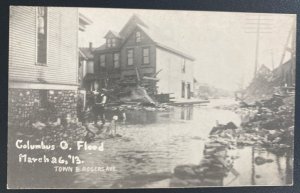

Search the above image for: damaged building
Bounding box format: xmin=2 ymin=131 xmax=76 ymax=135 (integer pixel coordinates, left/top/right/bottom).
xmin=242 ymin=58 xmax=296 ymax=103
xmin=90 ymin=15 xmax=195 ymax=101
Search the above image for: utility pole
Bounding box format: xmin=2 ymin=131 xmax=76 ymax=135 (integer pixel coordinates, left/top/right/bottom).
xmin=278 ymin=16 xmax=296 ymax=86
xmin=244 ymin=14 xmax=273 ymax=78
xmin=254 ymin=15 xmax=260 ymax=77
xmin=279 ymin=18 xmax=296 ymax=66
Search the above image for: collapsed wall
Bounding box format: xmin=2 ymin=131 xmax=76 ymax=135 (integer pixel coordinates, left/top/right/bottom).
xmin=118 ymin=86 xmax=155 ymax=104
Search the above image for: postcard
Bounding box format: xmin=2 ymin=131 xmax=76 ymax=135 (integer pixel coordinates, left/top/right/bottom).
xmin=7 ymin=6 xmax=295 ymax=188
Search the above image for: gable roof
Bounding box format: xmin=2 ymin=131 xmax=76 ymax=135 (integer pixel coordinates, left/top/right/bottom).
xmin=79 ymin=47 xmax=94 ymax=59
xmin=94 ymin=14 xmax=195 ymax=61
xmin=136 ymin=24 xmax=195 ymax=61
xmin=104 ymin=30 xmax=121 ymax=39
xmin=119 ymin=14 xmax=148 ymax=38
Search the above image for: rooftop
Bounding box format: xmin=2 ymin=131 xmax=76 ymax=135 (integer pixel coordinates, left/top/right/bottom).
xmin=79 ymin=47 xmax=94 ymax=59
xmin=94 ymin=14 xmax=195 ymax=61
xmin=79 ymin=12 xmax=93 ymax=32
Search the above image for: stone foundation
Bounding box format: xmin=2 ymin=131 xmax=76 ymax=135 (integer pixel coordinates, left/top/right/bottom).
xmin=8 ymin=88 xmax=78 ymax=128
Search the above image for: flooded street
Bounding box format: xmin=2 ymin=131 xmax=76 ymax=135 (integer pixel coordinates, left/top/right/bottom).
xmin=8 ymin=99 xmax=292 ymax=188
xmin=70 ymin=99 xmax=292 ymax=188
xmin=8 ymin=6 xmax=296 ymax=190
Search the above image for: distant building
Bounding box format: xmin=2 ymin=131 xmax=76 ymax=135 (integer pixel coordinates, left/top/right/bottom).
xmin=93 ymin=15 xmax=195 ymax=100
xmin=79 ymin=43 xmax=95 ymax=90
xmin=9 ymin=6 xmax=86 ymax=126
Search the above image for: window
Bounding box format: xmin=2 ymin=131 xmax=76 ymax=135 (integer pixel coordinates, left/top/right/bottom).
xmin=112 ymin=38 xmax=116 ymax=47
xmin=142 ymin=48 xmax=150 ymax=64
xmin=107 ymin=39 xmax=112 ymax=48
xmin=113 ymin=53 xmax=120 ymax=68
xmin=181 ymin=82 xmax=185 ymax=98
xmin=187 ymin=83 xmax=191 ymax=99
xmin=127 ymin=49 xmax=134 ymax=66
xmin=182 ymin=59 xmax=186 ymax=73
xmin=136 ymin=31 xmax=141 ymax=42
xmin=100 ymin=54 xmax=105 ymax=67
xmin=37 ymin=7 xmax=47 ymax=64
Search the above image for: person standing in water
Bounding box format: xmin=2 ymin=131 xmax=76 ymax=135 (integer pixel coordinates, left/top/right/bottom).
xmin=92 ymin=85 xmax=108 ymax=131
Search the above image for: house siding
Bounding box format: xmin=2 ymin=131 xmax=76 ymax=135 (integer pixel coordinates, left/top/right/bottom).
xmin=156 ymin=47 xmax=194 ymax=100
xmin=9 ymin=6 xmax=78 ymax=87
xmin=120 ymin=27 xmax=156 ymax=78
xmin=94 ymin=52 xmax=121 ymax=78
xmin=92 ymin=16 xmax=195 ymax=100
xmin=8 ymin=6 xmax=79 ymax=127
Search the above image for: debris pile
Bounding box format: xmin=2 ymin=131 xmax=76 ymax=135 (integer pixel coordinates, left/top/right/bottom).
xmin=106 ymin=103 xmax=172 ymax=112
xmin=217 ymin=94 xmax=294 ymax=153
xmin=105 ymin=84 xmax=156 ymax=105
xmin=242 ymin=64 xmax=277 ymax=103
xmin=170 ymin=122 xmax=238 ymax=187
xmin=237 ymin=96 xmax=294 ymax=155
xmin=170 ymin=92 xmax=294 ymax=187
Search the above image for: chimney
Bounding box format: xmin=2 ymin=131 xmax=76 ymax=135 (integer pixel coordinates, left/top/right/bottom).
xmin=89 ymin=42 xmax=93 ymax=51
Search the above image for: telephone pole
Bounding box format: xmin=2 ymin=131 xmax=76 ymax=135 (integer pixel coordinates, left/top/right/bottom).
xmin=244 ymin=14 xmax=273 ymax=78
xmin=279 ymin=17 xmax=296 ymax=67
xmin=278 ymin=16 xmax=296 ymax=86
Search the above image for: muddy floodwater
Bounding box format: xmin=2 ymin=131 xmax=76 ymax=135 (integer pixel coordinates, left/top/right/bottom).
xmin=9 ymin=99 xmax=293 ymax=188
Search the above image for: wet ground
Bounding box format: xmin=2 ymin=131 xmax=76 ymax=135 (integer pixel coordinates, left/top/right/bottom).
xmin=8 ymin=98 xmax=293 ymax=188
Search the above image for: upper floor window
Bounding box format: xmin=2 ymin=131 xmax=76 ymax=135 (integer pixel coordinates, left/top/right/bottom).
xmin=127 ymin=49 xmax=134 ymax=66
xmin=112 ymin=38 xmax=116 ymax=47
xmin=100 ymin=54 xmax=105 ymax=67
xmin=37 ymin=7 xmax=48 ymax=64
xmin=113 ymin=53 xmax=120 ymax=68
xmin=142 ymin=48 xmax=150 ymax=64
xmin=182 ymin=59 xmax=186 ymax=73
xmin=136 ymin=31 xmax=141 ymax=42
xmin=107 ymin=39 xmax=112 ymax=48
xmin=107 ymin=38 xmax=117 ymax=48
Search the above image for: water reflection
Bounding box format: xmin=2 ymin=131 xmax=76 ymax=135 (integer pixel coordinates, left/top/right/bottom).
xmin=224 ymin=146 xmax=292 ymax=186
xmin=180 ymin=106 xmax=193 ymax=120
xmin=125 ymin=110 xmax=158 ymax=125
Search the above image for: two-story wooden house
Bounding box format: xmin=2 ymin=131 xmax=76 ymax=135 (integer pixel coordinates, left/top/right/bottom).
xmin=93 ymin=15 xmax=195 ymax=100
xmin=9 ymin=6 xmax=87 ymax=126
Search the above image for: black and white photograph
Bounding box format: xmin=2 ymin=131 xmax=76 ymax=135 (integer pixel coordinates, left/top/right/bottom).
xmin=7 ymin=6 xmax=295 ymax=189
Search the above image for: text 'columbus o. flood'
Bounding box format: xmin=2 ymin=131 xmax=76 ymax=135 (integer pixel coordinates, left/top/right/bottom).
xmin=15 ymin=140 xmax=104 ymax=152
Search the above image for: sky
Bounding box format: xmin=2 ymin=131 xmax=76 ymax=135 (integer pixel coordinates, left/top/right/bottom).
xmin=79 ymin=7 xmax=296 ymax=91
